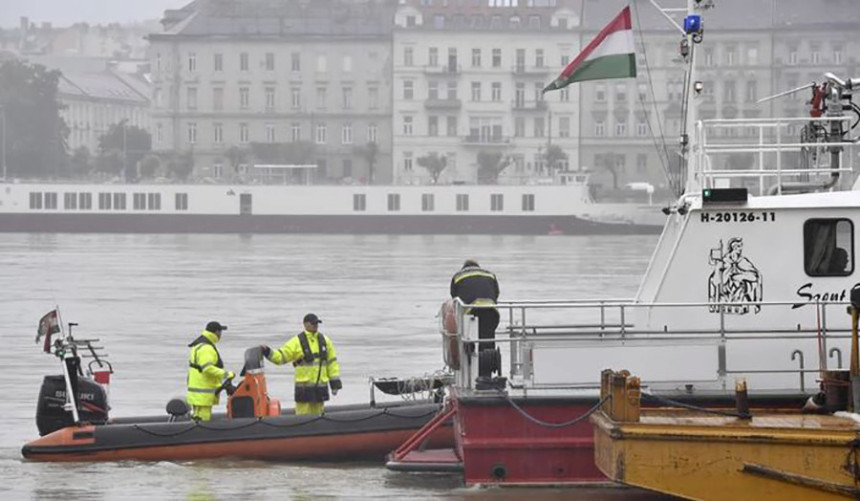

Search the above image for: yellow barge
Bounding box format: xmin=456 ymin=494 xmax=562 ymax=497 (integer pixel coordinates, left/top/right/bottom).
xmin=591 ymin=370 xmax=860 ymax=500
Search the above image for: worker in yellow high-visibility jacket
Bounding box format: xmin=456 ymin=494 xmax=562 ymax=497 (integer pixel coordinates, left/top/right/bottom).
xmin=262 ymin=313 xmax=342 ymax=416
xmin=186 ymin=321 xmax=235 ymax=421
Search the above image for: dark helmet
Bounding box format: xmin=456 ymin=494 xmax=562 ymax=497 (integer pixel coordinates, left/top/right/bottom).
xmin=462 ymin=259 xmax=479 ymax=268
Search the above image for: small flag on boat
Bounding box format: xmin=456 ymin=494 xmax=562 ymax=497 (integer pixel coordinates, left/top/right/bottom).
xmin=37 ymin=309 xmax=60 ymax=352
xmin=542 ymin=6 xmax=636 ymax=94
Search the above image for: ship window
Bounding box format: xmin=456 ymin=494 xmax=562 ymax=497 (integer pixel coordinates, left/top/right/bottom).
xmin=175 ymin=193 xmax=188 ymax=211
xmin=491 ymin=193 xmax=504 ymax=212
xmin=387 ymin=193 xmax=401 ymax=211
xmin=29 ymin=192 xmax=43 ymax=209
xmin=64 ymin=193 xmax=77 ymax=210
xmin=79 ymin=193 xmax=92 ymax=210
xmin=456 ymin=194 xmax=469 ymax=212
xmin=98 ymin=193 xmax=112 ymax=210
xmin=114 ymin=193 xmax=126 ymax=210
xmin=44 ymin=192 xmax=58 ymax=209
xmin=804 ymin=218 xmax=854 ymax=276
xmin=148 ymin=193 xmax=161 ymax=211
xmin=522 ymin=194 xmax=535 ymax=211
xmin=133 ymin=193 xmax=146 ymax=210
xmin=353 ymin=193 xmax=366 ymax=211
xmin=422 ymin=193 xmax=434 ymax=212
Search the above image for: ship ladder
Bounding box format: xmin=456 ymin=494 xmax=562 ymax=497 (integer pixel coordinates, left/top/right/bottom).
xmin=386 ymin=404 xmax=461 ymax=473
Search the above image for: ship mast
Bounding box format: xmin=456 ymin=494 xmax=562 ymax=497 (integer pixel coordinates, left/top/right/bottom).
xmin=648 ymin=0 xmax=710 ymax=197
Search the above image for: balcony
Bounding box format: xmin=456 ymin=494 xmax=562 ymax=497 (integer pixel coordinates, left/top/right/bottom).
xmin=511 ymin=99 xmax=548 ymax=112
xmin=423 ymin=64 xmax=461 ymax=76
xmin=424 ymin=98 xmax=462 ymax=110
xmin=511 ymin=64 xmax=552 ymax=75
xmin=462 ymin=135 xmax=511 ymax=146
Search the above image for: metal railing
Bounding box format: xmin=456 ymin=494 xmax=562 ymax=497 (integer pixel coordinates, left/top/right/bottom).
xmin=443 ymin=298 xmax=852 ymax=394
xmin=693 ymin=116 xmax=858 ymax=196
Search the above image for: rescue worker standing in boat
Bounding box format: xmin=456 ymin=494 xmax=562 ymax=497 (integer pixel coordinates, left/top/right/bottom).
xmin=186 ymin=321 xmax=235 ymax=421
xmin=450 ymin=260 xmax=500 ymax=381
xmin=261 ymin=313 xmax=342 ymax=416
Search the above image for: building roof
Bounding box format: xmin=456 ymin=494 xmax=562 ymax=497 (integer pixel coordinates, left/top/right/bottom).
xmin=153 ymin=0 xmax=397 ymax=39
xmin=58 ymin=70 xmax=149 ymax=105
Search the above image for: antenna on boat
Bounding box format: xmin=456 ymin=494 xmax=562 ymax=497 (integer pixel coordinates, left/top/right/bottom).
xmin=756 ymin=82 xmax=816 ymax=105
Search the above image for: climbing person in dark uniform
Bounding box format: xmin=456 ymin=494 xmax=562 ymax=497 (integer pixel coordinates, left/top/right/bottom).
xmin=186 ymin=321 xmax=235 ymax=421
xmin=261 ymin=313 xmax=342 ymax=415
xmin=450 ymin=260 xmax=501 ymax=382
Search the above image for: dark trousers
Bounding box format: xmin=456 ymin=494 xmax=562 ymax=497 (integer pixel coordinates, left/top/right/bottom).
xmin=473 ymin=308 xmax=500 ymax=377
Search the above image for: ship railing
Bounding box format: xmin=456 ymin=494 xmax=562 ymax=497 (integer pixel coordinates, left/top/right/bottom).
xmin=447 ymin=298 xmax=851 ymax=395
xmin=693 ymin=116 xmax=857 ymax=196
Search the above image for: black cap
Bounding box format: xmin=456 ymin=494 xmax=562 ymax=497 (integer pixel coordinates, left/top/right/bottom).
xmin=303 ymin=313 xmax=322 ymax=324
xmin=206 ymin=321 xmax=227 ymax=333
xmin=462 ymin=259 xmax=479 ymax=268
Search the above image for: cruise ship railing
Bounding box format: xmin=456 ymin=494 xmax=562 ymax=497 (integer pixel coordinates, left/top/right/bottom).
xmin=445 ymin=298 xmax=852 ymax=394
xmin=693 ymin=116 xmax=857 ymax=196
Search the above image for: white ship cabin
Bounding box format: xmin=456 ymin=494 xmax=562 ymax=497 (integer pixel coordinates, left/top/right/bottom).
xmin=446 ymin=107 xmax=860 ymax=396
xmin=0 ymin=170 xmax=593 ymax=217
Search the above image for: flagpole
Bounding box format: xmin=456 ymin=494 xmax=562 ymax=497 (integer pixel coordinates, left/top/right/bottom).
xmin=56 ymin=305 xmax=80 ymax=423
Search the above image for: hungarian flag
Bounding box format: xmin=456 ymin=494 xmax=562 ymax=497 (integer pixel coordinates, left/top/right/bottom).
xmin=543 ymin=6 xmax=636 ymax=93
xmin=37 ymin=309 xmax=60 ymax=352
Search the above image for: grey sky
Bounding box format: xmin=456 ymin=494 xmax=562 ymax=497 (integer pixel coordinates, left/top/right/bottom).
xmin=1 ymin=0 xmax=189 ymax=27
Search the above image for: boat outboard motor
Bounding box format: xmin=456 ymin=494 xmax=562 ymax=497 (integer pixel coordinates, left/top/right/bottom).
xmin=36 ymin=374 xmax=108 ymax=436
xmin=227 ymin=346 xmax=281 ymax=418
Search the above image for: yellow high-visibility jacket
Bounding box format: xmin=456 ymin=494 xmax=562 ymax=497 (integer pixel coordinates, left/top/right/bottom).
xmin=186 ymin=330 xmax=228 ymax=406
xmin=267 ymin=330 xmax=341 ymax=402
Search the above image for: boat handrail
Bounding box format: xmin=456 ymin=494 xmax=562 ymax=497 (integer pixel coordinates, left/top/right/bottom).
xmin=692 ymin=115 xmax=857 ymax=196
xmin=446 ymin=298 xmax=850 ymax=394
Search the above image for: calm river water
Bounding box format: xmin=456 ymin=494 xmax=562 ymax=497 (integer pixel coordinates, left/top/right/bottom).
xmin=0 ymin=233 xmax=667 ymax=500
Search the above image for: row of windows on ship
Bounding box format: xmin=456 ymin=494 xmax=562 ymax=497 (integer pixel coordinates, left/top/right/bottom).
xmin=27 ymin=192 xmax=538 ymax=212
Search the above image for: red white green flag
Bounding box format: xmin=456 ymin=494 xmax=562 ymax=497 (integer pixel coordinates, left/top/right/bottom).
xmin=543 ymin=6 xmax=636 ymax=93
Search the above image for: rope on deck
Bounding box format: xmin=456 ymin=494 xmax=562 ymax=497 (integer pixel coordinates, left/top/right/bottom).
xmin=497 ymin=389 xmax=612 ymax=428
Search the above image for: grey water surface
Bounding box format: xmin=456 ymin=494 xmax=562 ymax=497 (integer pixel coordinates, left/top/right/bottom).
xmin=0 ymin=233 xmax=665 ymax=500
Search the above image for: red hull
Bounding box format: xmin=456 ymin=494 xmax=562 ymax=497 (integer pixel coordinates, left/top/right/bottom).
xmin=454 ymin=395 xmax=603 ymax=485
xmin=26 ymin=426 xmax=453 ymax=462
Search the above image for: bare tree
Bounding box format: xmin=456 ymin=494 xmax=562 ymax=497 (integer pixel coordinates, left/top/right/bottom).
xmin=477 ymin=151 xmax=511 ymax=184
xmin=355 ymin=141 xmax=379 ymax=184
xmin=416 ymin=152 xmax=447 ymax=184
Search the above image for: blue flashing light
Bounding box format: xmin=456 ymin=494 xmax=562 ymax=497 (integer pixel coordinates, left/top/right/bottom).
xmin=684 ymin=14 xmax=702 ymax=35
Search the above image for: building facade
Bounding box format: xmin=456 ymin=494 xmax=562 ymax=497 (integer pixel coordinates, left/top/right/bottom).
xmin=148 ymin=0 xmax=395 ymax=183
xmin=58 ymin=68 xmax=151 ymax=153
xmin=392 ymin=0 xmax=582 ymax=185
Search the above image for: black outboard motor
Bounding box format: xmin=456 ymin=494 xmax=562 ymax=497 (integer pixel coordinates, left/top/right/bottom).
xmin=36 ymin=375 xmax=108 ymax=436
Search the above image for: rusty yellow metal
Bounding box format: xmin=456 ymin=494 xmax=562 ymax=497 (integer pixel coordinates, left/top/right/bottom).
xmin=593 ymin=370 xmax=860 ymax=500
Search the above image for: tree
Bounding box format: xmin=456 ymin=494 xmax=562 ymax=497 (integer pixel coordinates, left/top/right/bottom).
xmin=0 ymin=60 xmax=68 ymax=178
xmin=224 ymin=146 xmax=249 ymax=178
xmin=416 ymin=152 xmax=446 ymax=184
xmin=598 ymin=153 xmax=621 ymax=190
xmin=354 ymin=141 xmax=379 ymax=184
xmin=166 ymin=152 xmax=194 ymax=181
xmin=544 ymin=144 xmax=568 ymax=174
xmin=476 ymin=151 xmax=511 ymax=184
xmin=94 ymin=150 xmax=123 ymax=177
xmin=138 ymin=155 xmax=161 ymax=179
xmin=69 ymin=146 xmax=91 ymax=178
xmin=97 ymin=122 xmax=151 ymax=182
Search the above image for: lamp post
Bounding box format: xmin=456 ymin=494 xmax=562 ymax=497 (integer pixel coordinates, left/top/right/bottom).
xmin=1 ymin=105 xmax=6 ymax=181
xmin=120 ymin=119 xmax=128 ymax=181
